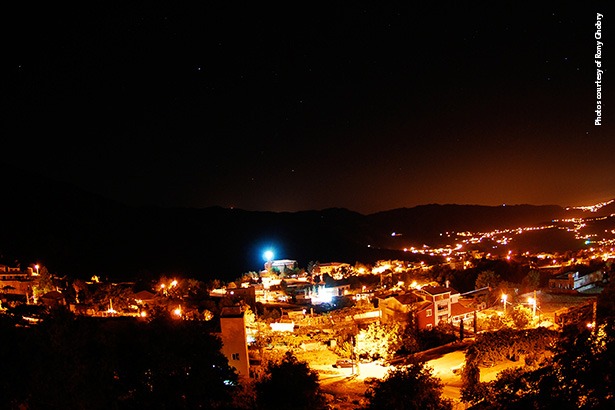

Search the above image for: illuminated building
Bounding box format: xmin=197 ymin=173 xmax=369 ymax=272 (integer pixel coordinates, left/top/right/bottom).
xmin=378 ymin=285 xmax=475 ymax=330
xmin=220 ymin=306 xmax=250 ymax=378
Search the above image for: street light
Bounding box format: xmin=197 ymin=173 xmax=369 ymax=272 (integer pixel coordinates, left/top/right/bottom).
xmin=34 ymin=264 xmax=39 ymax=276
xmin=501 ymin=294 xmax=508 ymax=314
xmin=528 ymin=297 xmax=536 ymax=317
xmin=263 ymin=250 xmax=274 ymax=262
xmin=263 ymin=250 xmax=274 ymax=272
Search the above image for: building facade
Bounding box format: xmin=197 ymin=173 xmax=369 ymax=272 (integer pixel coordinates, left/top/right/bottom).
xmin=378 ymin=285 xmax=475 ymax=330
xmin=219 ymin=306 xmax=250 ymax=378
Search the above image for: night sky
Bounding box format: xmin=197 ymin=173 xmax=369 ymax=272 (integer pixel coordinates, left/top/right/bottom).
xmin=4 ymin=2 xmax=613 ymax=214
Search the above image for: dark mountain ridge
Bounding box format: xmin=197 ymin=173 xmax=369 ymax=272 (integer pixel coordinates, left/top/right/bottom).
xmin=368 ymin=203 xmax=566 ymax=241
xmin=0 ymin=163 xmax=599 ymax=282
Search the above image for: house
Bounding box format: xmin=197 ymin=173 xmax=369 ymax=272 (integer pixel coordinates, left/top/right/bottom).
xmin=378 ymin=293 xmax=423 ymax=324
xmin=264 ymin=259 xmax=298 ymax=275
xmin=258 ymin=271 xmax=282 ymax=290
xmin=0 ymin=264 xmax=21 ymax=274
xmin=313 ymin=262 xmax=351 ymax=279
xmin=378 ymin=285 xmax=475 ymax=330
xmin=413 ymin=286 xmax=454 ymax=327
xmin=415 ymin=286 xmax=475 ymax=328
xmin=298 ymin=283 xmax=351 ymax=305
xmin=270 ymin=320 xmax=295 ymax=332
xmin=0 ymin=266 xmax=36 ymax=298
xmin=548 ymin=270 xmax=604 ymax=292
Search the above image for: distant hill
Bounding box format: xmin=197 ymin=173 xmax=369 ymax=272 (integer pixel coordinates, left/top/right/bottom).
xmin=0 ymin=162 xmax=608 ymax=282
xmin=366 ymin=203 xmax=567 ymax=246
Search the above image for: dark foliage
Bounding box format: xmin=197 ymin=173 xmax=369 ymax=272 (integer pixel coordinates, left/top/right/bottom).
xmin=0 ymin=308 xmax=238 ymax=409
xmin=417 ymin=324 xmax=459 ymax=351
xmin=255 ymin=351 xmax=326 ymax=410
xmin=597 ymin=279 xmax=615 ymax=320
xmin=466 ymin=327 xmax=558 ymax=368
xmin=364 ymin=360 xmax=452 ymax=410
xmin=462 ymin=320 xmax=615 ymax=409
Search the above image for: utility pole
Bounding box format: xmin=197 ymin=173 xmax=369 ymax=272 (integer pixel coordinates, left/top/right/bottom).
xmin=591 ymin=299 xmax=597 ymax=332
xmin=351 ymin=335 xmax=355 ymax=376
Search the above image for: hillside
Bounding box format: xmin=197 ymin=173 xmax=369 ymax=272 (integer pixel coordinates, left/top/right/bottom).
xmin=0 ymin=163 xmax=607 ymax=282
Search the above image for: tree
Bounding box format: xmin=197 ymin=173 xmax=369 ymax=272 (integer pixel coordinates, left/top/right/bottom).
xmin=307 ymin=260 xmax=318 ymax=275
xmin=207 ymin=278 xmax=222 ymax=291
xmin=90 ymin=282 xmax=133 ymax=313
xmin=365 ymin=361 xmax=453 ymax=410
xmin=322 ymin=273 xmax=336 ymax=287
xmin=71 ymin=278 xmax=89 ymax=304
xmin=0 ymin=311 xmax=239 ymax=409
xmin=32 ymin=265 xmax=55 ymax=301
xmin=541 ymin=320 xmax=615 ymax=408
xmin=467 ymin=320 xmax=615 ymax=409
xmin=399 ymin=308 xmax=421 ymax=354
xmin=508 ymin=305 xmax=532 ymax=329
xmin=480 ymin=313 xmax=507 ymax=332
xmin=243 ymin=304 xmax=256 ymax=328
xmin=255 ymin=351 xmax=327 ymax=410
xmin=597 ymin=279 xmax=615 ymax=320
xmin=475 ymin=270 xmax=500 ymax=290
xmin=523 ymin=269 xmax=541 ymax=291
xmin=460 ymin=357 xmax=483 ymax=404
xmin=475 ymin=270 xmax=501 ymax=305
xmin=185 ymin=278 xmax=207 ymax=299
xmin=416 ymin=322 xmax=458 ymax=351
xmin=356 ymin=322 xmax=403 ymax=361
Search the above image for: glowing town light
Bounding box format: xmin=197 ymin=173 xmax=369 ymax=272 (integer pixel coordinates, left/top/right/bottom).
xmin=528 ymin=297 xmax=537 ymax=317
xmin=174 ymin=306 xmax=182 ymax=317
xmin=107 ymin=299 xmax=117 ymax=315
xmin=263 ymin=250 xmax=274 ymax=261
xmin=170 ymin=280 xmax=178 ymax=287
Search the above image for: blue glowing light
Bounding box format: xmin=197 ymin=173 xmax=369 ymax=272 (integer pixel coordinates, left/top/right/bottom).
xmin=263 ymin=250 xmax=274 ymax=261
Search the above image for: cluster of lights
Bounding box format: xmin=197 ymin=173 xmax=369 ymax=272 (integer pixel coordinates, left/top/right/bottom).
xmin=428 ymin=212 xmax=615 ymax=252
xmin=159 ymin=279 xmax=179 ymax=295
xmin=400 ymin=244 xmax=464 ymax=258
xmin=501 ymin=293 xmax=538 ymax=317
xmin=567 ymin=199 xmax=614 ymax=213
xmin=372 ymin=259 xmax=437 ymax=274
xmin=455 ymin=225 xmax=555 ymax=247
